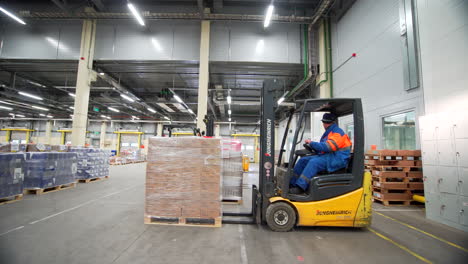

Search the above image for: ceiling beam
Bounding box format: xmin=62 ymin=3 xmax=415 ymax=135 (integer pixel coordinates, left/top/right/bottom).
xmin=50 ymin=0 xmax=68 ymax=12
xmin=90 ymin=0 xmax=106 ymax=12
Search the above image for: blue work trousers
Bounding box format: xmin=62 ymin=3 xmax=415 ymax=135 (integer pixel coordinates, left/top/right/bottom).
xmin=290 ymin=155 xmax=327 ymax=190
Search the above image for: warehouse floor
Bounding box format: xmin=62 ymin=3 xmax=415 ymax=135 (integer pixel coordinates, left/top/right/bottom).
xmin=1 ymin=163 xmax=467 ymax=264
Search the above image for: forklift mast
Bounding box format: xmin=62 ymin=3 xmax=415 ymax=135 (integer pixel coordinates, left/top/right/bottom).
xmin=258 ymin=79 xmax=282 ymax=223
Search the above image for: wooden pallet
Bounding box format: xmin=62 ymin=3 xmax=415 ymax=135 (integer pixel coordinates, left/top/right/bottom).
xmin=366 ymin=165 xmax=422 ymax=172
xmin=24 ymin=182 xmax=77 ymax=195
xmin=77 ymin=176 xmax=109 ymax=183
xmin=0 ymin=194 xmax=23 ymax=205
xmin=222 ymin=199 xmax=243 ymax=205
xmin=144 ymin=215 xmax=222 ymax=227
xmin=373 ymin=197 xmax=419 ymax=206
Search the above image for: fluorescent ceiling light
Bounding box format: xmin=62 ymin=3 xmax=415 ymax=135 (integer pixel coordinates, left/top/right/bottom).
xmin=228 ymin=109 xmax=232 ymax=115
xmin=277 ymin=97 xmax=285 ymax=105
xmin=0 ymin=105 xmax=13 ymax=110
xmin=0 ymin=6 xmax=26 ymax=25
xmin=0 ymin=100 xmax=14 ymax=105
xmin=70 ymin=114 xmax=74 ymax=118
xmin=227 ymin=96 xmax=232 ymax=104
xmin=101 ymin=115 xmax=111 ymax=119
xmin=69 ymin=93 xmax=76 ymax=97
xmin=46 ymin=115 xmax=53 ymax=118
xmin=99 ymin=72 xmax=105 ymax=76
xmin=173 ymin=95 xmax=183 ymax=103
xmin=9 ymin=113 xmax=14 ymax=116
xmin=28 ymin=80 xmax=46 ymax=88
xmin=132 ymin=116 xmax=139 ymax=120
xmin=188 ymin=109 xmax=194 ymax=114
xmin=120 ymin=94 xmax=135 ymax=102
xmin=164 ymin=116 xmax=170 ymax=120
xmin=229 ymin=118 xmax=232 ymax=122
xmin=16 ymin=114 xmax=25 ymax=118
xmin=32 ymin=105 xmax=49 ymax=111
xmin=264 ymin=5 xmax=274 ymax=28
xmin=108 ymin=107 xmax=120 ymax=112
xmin=147 ymin=107 xmax=156 ymax=113
xmin=39 ymin=114 xmax=46 ymax=117
xmin=157 ymin=103 xmax=175 ymax=112
xmin=128 ymin=3 xmax=145 ymax=26
xmin=69 ymin=106 xmax=74 ymax=109
xmin=19 ymin=91 xmax=43 ymax=100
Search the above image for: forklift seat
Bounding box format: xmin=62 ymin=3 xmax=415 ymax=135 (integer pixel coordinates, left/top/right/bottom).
xmin=316 ymin=153 xmax=354 ymax=175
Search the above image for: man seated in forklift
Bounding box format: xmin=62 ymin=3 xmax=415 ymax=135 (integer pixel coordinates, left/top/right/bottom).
xmin=289 ymin=113 xmax=352 ymax=194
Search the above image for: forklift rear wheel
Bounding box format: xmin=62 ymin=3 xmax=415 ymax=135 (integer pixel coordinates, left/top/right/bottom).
xmin=266 ymin=202 xmax=296 ymax=232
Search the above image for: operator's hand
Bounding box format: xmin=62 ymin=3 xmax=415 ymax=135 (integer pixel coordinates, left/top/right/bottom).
xmin=305 ymin=139 xmax=312 ymax=144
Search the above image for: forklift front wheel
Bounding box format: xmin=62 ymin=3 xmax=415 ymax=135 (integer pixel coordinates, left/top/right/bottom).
xmin=266 ymin=202 xmax=297 ymax=232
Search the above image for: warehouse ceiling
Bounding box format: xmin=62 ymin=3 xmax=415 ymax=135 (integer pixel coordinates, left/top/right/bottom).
xmin=0 ymin=0 xmax=355 ymax=124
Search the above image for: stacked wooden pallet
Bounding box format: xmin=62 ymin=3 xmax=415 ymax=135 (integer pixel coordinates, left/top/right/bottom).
xmin=365 ymin=149 xmax=423 ymax=206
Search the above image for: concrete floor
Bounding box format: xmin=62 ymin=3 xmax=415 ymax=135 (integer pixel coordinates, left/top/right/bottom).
xmin=1 ymin=163 xmax=467 ymax=264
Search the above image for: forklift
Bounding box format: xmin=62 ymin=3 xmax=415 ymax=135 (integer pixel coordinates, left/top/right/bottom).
xmin=224 ymin=79 xmax=372 ymax=231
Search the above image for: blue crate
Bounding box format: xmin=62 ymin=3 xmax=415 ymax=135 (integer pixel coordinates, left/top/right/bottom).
xmin=0 ymin=153 xmax=25 ymax=199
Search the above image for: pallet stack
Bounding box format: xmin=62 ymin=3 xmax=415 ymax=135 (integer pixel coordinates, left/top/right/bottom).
xmin=365 ymin=149 xmax=424 ymax=206
xmin=145 ymin=137 xmax=222 ymax=227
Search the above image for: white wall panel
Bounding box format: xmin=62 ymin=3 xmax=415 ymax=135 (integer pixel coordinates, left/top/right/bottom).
xmin=331 ymin=0 xmax=423 ymax=150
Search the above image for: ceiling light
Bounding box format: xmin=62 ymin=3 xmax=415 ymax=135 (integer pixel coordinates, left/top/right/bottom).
xmin=229 ymin=118 xmax=232 ymax=122
xmin=264 ymin=5 xmax=274 ymax=28
xmin=227 ymin=96 xmax=232 ymax=104
xmin=0 ymin=105 xmax=13 ymax=110
xmin=9 ymin=113 xmax=14 ymax=116
xmin=173 ymin=95 xmax=183 ymax=103
xmin=46 ymin=115 xmax=53 ymax=118
xmin=69 ymin=106 xmax=74 ymax=109
xmin=32 ymin=105 xmax=49 ymax=111
xmin=0 ymin=6 xmax=26 ymax=25
xmin=147 ymin=107 xmax=156 ymax=113
xmin=132 ymin=116 xmax=139 ymax=120
xmin=128 ymin=3 xmax=145 ymax=26
xmin=16 ymin=114 xmax=25 ymax=118
xmin=157 ymin=103 xmax=175 ymax=112
xmin=99 ymin=72 xmax=105 ymax=76
xmin=108 ymin=107 xmax=119 ymax=112
xmin=70 ymin=114 xmax=74 ymax=118
xmin=39 ymin=114 xmax=46 ymax=117
xmin=69 ymin=93 xmax=76 ymax=97
xmin=188 ymin=109 xmax=194 ymax=114
xmin=19 ymin=91 xmax=43 ymax=100
xmin=277 ymin=97 xmax=285 ymax=105
xmin=120 ymin=94 xmax=135 ymax=102
xmin=0 ymin=100 xmax=14 ymax=105
xmin=164 ymin=116 xmax=170 ymax=120
xmin=100 ymin=115 xmax=111 ymax=120
xmin=228 ymin=109 xmax=232 ymax=115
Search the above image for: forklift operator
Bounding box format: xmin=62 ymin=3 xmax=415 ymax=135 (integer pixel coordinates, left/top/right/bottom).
xmin=290 ymin=113 xmax=352 ymax=194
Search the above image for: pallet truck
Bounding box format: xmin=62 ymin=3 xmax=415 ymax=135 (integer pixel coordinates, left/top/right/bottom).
xmin=223 ymin=79 xmax=372 ymax=231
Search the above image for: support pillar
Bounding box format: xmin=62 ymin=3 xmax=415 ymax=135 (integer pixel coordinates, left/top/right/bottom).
xmin=316 ymin=19 xmax=332 ymax=98
xmin=100 ymin=122 xmax=107 ymax=149
xmin=196 ymin=20 xmax=210 ymax=133
xmin=157 ymin=123 xmax=163 ymax=136
xmin=71 ymin=19 xmax=97 ymax=146
xmin=214 ymin=124 xmax=220 ymax=137
xmin=45 ymin=120 xmax=52 ymax=144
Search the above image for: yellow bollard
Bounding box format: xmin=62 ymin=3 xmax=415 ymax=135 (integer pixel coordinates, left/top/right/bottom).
xmin=242 ymin=155 xmax=250 ymax=172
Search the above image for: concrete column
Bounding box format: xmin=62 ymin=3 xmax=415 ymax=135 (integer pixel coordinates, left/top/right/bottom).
xmin=196 ymin=20 xmax=210 ymax=133
xmin=71 ymin=19 xmax=97 ymax=146
xmin=214 ymin=124 xmax=220 ymax=137
xmin=99 ymin=122 xmax=107 ymax=149
xmin=316 ymin=20 xmax=331 ymax=98
xmin=45 ymin=120 xmax=52 ymax=144
xmin=157 ymin=123 xmax=163 ymax=136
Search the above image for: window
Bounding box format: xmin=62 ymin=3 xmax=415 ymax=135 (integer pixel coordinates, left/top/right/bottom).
xmin=346 ymin=124 xmax=354 ymax=145
xmin=382 ymin=111 xmax=416 ymax=150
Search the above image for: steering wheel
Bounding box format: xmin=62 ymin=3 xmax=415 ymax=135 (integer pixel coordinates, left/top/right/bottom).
xmin=303 ymin=144 xmax=315 ymax=154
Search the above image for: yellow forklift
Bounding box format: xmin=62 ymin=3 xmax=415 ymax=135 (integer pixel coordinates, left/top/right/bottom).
xmin=224 ymin=79 xmax=372 ymax=231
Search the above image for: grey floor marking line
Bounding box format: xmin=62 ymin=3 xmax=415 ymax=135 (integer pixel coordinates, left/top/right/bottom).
xmin=0 ymin=226 xmax=24 ymax=237
xmin=238 ymin=224 xmax=249 ymax=264
xmin=28 ymin=184 xmax=141 ymax=225
xmin=110 ymin=225 xmax=149 ymax=264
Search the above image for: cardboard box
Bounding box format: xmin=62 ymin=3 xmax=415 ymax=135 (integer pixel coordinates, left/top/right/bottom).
xmin=145 ymin=137 xmax=222 ymax=225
